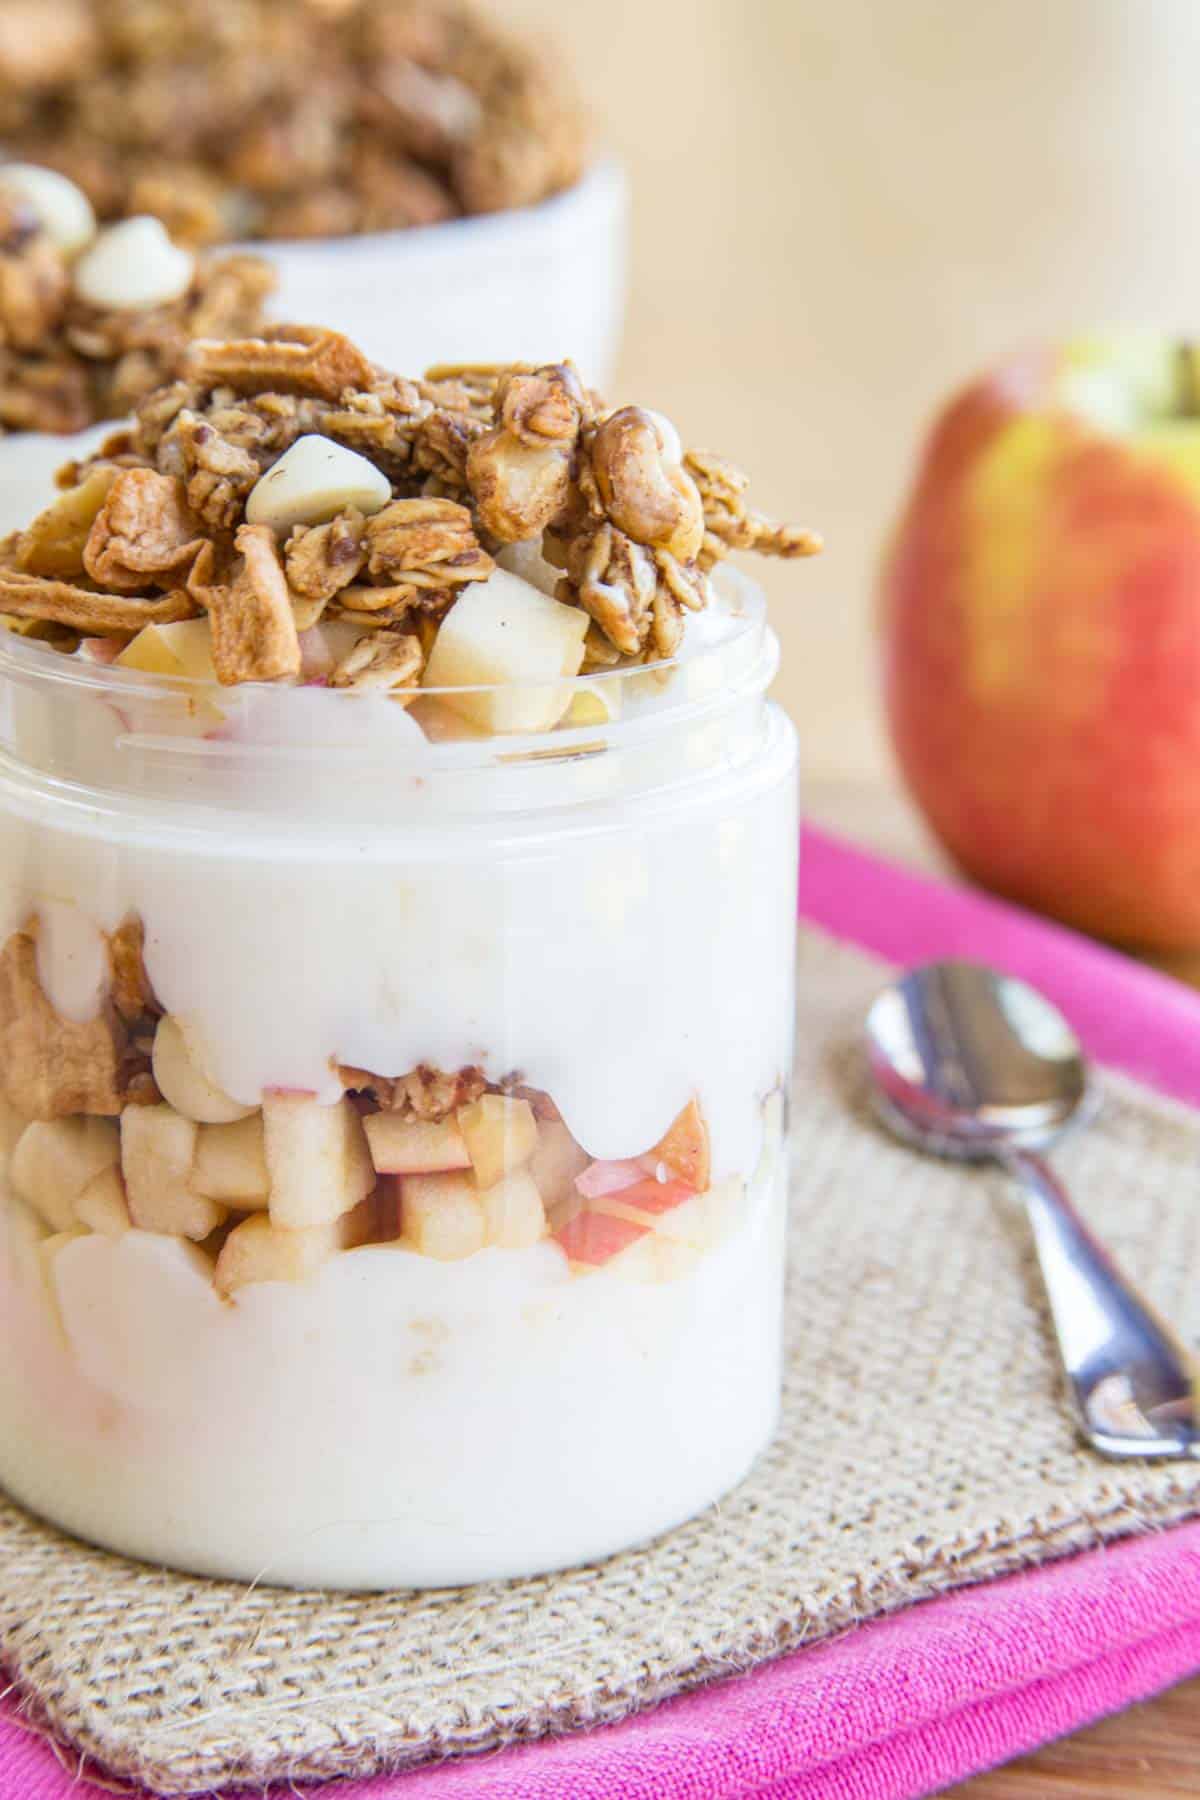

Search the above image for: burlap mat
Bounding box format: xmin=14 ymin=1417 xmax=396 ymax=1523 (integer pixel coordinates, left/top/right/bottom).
xmin=4 ymin=927 xmax=1200 ymax=1796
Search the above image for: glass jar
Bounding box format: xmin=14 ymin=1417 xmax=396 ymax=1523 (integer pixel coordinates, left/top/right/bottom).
xmin=0 ymin=572 xmax=797 ymax=1588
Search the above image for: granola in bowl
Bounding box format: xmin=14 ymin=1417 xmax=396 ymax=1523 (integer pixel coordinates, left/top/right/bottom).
xmin=0 ymin=165 xmax=273 ymax=436
xmin=0 ymin=322 xmax=809 ymax=1589
xmin=0 ymin=0 xmax=588 ymax=245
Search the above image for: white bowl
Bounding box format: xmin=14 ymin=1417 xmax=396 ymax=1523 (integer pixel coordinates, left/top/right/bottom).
xmin=0 ymin=155 xmax=626 ymax=537
xmin=242 ymin=157 xmax=628 ymax=386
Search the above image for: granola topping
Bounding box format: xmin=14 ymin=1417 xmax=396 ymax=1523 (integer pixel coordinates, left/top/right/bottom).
xmin=0 ymin=0 xmax=589 ymax=247
xmin=0 ymin=327 xmax=820 ymax=698
xmin=0 ymin=170 xmax=273 ymax=436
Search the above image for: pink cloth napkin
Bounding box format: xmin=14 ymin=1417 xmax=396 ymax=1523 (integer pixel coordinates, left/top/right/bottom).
xmin=5 ymin=824 xmax=1200 ymax=1800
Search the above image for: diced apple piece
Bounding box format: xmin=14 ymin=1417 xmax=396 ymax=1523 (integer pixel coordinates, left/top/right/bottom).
xmin=117 ymin=618 xmax=217 ymax=681
xmin=650 ymin=1178 xmax=743 ymax=1250
xmin=75 ymin=1164 xmax=132 ymax=1237
xmin=562 ymin=679 xmax=623 ymax=728
xmin=457 ymin=1093 xmax=537 ymax=1191
xmin=529 ymin=1119 xmax=590 ymax=1209
xmin=400 ymin=1171 xmax=484 ymax=1260
xmin=544 ymin=1187 xmax=586 ymax=1236
xmin=16 ymin=465 xmax=115 ymax=579
xmin=263 ymin=1092 xmax=374 ymax=1229
xmin=10 ymin=1116 xmax=121 ymax=1232
xmin=479 ymin=1169 xmax=546 ymax=1249
xmin=363 ymin=1113 xmax=470 ymax=1175
xmin=297 ymin=619 xmax=363 ymax=680
xmin=77 ymin=635 xmax=123 ymax=665
xmin=407 ymin=696 xmax=489 ymax=743
xmin=553 ymin=1209 xmax=649 ymax=1268
xmin=151 ymin=1016 xmax=255 ymax=1125
xmin=193 ymin=1113 xmax=269 ymax=1206
xmin=422 ymin=569 xmax=588 ymax=734
xmin=121 ymin=1103 xmax=225 ymax=1240
xmin=495 ymin=538 xmax=562 ymax=596
xmin=642 ymin=1099 xmax=711 ymax=1191
xmin=343 ymin=1101 xmax=377 ymax=1205
xmin=592 ymin=1175 xmax=696 ymax=1222
xmin=340 ymin=1189 xmax=390 ymax=1250
xmin=575 ymin=1157 xmax=645 ymax=1200
xmin=214 ymin=1212 xmax=349 ymax=1297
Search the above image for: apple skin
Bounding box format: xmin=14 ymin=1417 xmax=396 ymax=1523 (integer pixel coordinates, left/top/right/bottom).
xmin=882 ymin=347 xmax=1200 ymax=950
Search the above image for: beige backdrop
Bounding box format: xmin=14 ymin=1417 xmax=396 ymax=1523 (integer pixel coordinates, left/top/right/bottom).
xmin=507 ymin=0 xmax=1200 ymax=786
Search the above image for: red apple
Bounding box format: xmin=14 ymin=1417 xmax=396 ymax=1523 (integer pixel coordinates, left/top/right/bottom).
xmin=882 ymin=333 xmax=1200 ymax=949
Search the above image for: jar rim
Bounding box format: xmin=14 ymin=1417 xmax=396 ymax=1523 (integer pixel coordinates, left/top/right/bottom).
xmin=0 ymin=566 xmax=765 ymax=721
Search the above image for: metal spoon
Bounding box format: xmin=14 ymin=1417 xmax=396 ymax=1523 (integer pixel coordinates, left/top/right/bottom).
xmin=864 ymin=959 xmax=1199 ymax=1460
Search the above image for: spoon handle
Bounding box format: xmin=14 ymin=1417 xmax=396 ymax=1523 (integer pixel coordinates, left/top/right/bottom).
xmin=1007 ymin=1149 xmax=1199 ymax=1459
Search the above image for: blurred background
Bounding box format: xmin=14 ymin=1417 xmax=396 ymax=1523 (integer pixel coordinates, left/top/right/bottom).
xmin=508 ymin=0 xmax=1200 ymax=827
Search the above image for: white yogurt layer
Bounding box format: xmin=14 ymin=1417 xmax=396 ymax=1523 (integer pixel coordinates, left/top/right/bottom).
xmin=0 ymin=1139 xmax=786 ymax=1587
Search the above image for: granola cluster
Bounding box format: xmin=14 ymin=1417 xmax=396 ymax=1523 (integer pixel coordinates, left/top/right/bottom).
xmin=0 ymin=190 xmax=273 ymax=434
xmin=0 ymin=0 xmax=588 ymax=244
xmin=0 ymin=325 xmax=821 ymax=688
xmin=0 ymin=917 xmax=159 ymax=1119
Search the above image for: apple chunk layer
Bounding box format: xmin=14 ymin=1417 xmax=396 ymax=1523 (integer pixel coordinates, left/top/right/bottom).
xmin=262 ymin=1092 xmax=375 ymax=1228
xmin=422 ymin=568 xmax=588 ymax=734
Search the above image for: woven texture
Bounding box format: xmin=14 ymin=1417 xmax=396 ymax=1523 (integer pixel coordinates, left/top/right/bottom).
xmin=3 ymin=926 xmax=1200 ymax=1797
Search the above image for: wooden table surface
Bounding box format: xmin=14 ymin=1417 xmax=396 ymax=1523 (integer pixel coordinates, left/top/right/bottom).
xmin=804 ymin=775 xmax=1200 ymax=1799
xmin=953 ymin=1680 xmax=1200 ymax=1797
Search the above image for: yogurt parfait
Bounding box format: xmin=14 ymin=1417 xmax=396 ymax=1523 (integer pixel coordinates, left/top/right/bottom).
xmin=0 ymin=328 xmax=817 ymax=1587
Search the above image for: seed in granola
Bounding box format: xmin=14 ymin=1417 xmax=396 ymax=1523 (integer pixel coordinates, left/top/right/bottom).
xmin=330 ymin=628 xmax=424 ymax=693
xmin=72 ymin=216 xmax=196 ymax=312
xmin=245 ymin=434 xmax=392 ymax=534
xmin=283 ymin=511 xmax=367 ymax=608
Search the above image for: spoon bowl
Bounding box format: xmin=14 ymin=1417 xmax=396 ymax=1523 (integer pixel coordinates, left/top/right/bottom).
xmin=865 ymin=959 xmax=1199 ymax=1461
xmin=865 ymin=961 xmax=1095 ymax=1158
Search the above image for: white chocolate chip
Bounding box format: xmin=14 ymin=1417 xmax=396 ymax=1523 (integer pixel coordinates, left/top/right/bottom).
xmin=0 ymin=163 xmax=95 ymax=254
xmin=72 ymin=216 xmax=195 ymax=312
xmin=245 ymin=434 xmax=392 ymax=535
